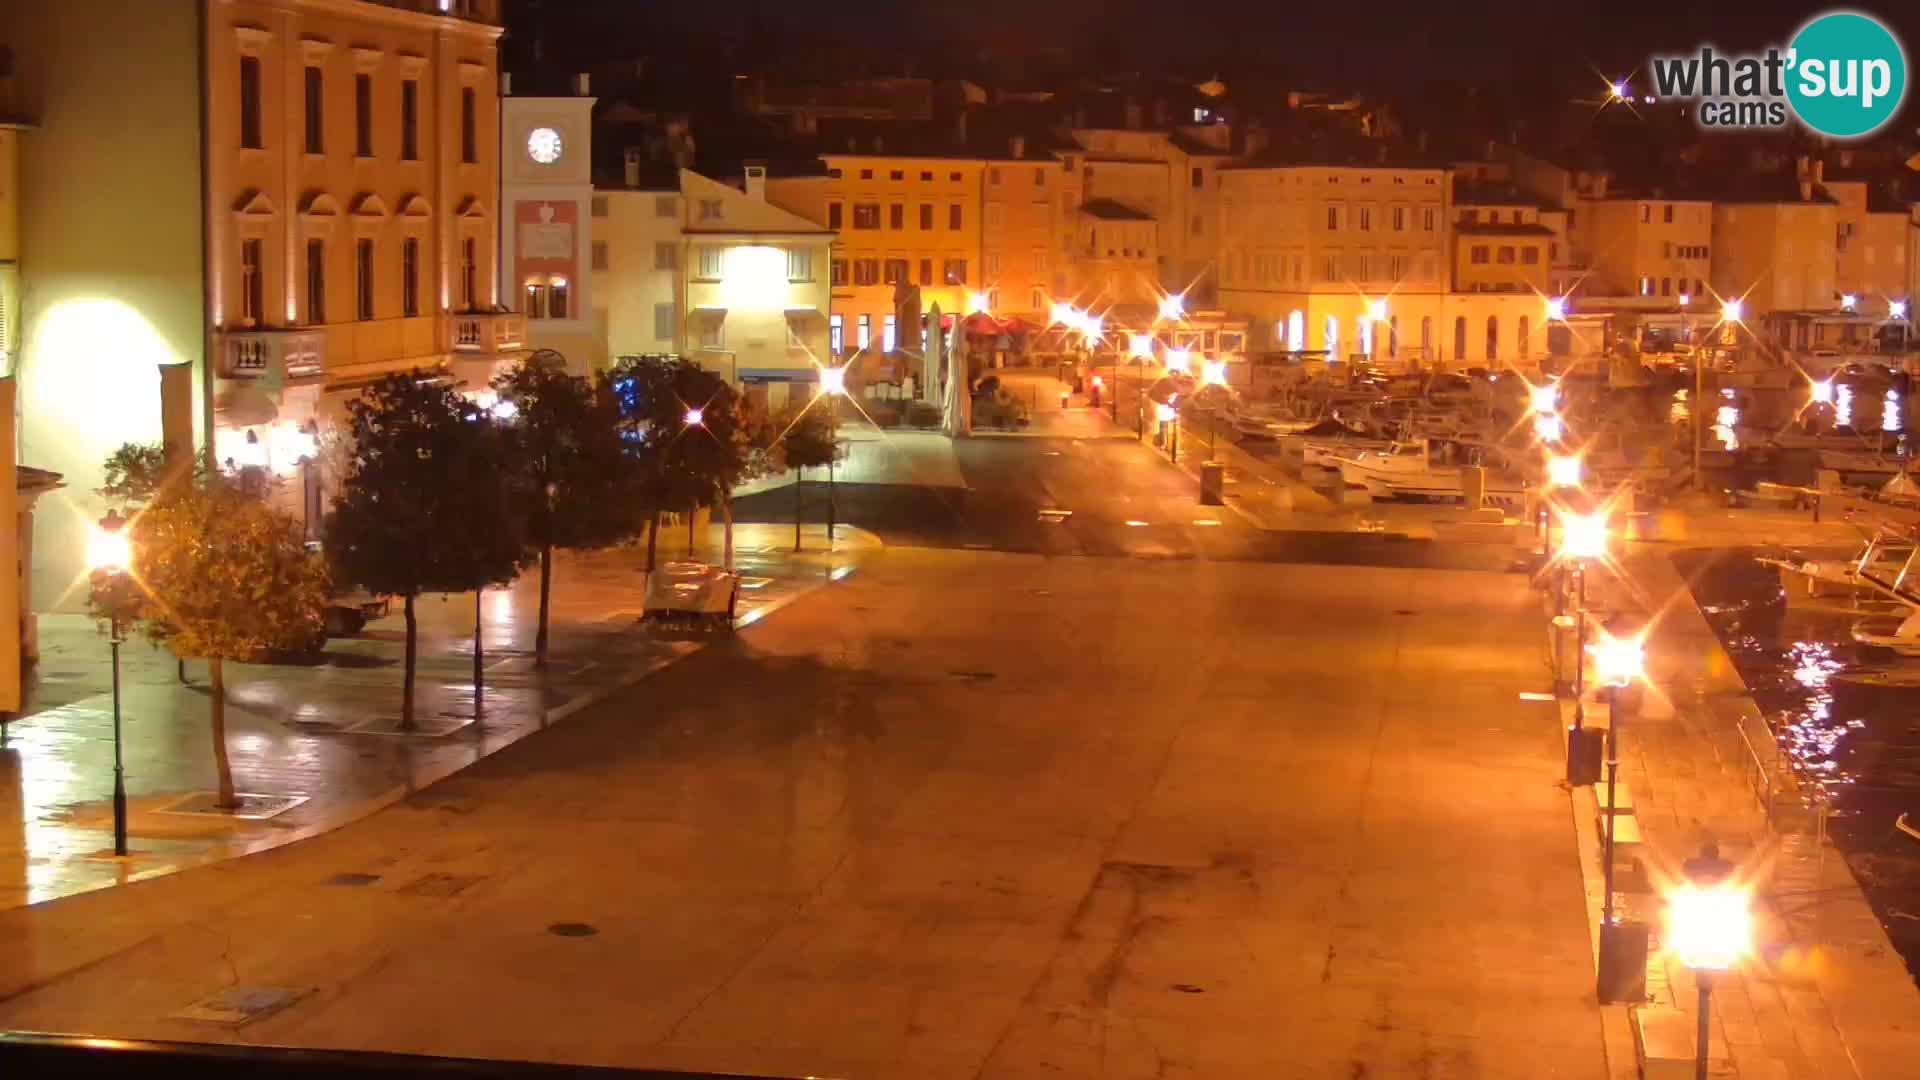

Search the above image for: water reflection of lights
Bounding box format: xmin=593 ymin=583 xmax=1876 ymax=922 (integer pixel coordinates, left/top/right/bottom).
xmin=1670 ymin=389 xmax=1691 ymax=425
xmin=1714 ymin=403 xmax=1740 ymax=450
xmin=1774 ymin=641 xmax=1860 ymax=796
xmin=1837 ymin=383 xmax=1855 ymax=428
xmin=1884 ymin=389 xmax=1903 ymax=434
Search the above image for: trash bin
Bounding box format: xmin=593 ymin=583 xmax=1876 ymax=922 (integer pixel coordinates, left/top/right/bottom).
xmin=1200 ymin=460 xmax=1226 ymax=505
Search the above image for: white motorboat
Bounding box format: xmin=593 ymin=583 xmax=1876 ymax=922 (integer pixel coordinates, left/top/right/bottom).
xmin=1758 ymin=528 xmax=1916 ymax=605
xmin=1336 ymin=436 xmax=1528 ymax=504
xmin=1851 ymin=608 xmax=1920 ymax=657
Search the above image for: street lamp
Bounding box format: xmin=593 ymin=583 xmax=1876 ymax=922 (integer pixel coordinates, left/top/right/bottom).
xmin=1668 ymin=848 xmax=1747 ymax=1080
xmin=1720 ymin=298 xmax=1744 ymax=323
xmin=1589 ymin=632 xmax=1643 ymax=928
xmin=1530 ymin=381 xmax=1560 ymax=416
xmin=1559 ymin=509 xmax=1608 ymax=722
xmin=1546 ymin=296 xmax=1568 ymax=322
xmin=1547 ymin=453 xmax=1583 ymax=490
xmin=683 ymin=407 xmax=704 ymax=427
xmin=87 ymin=510 xmax=133 ymax=857
xmin=1158 ymin=292 xmax=1185 ymax=322
xmin=1155 ymin=400 xmax=1179 ymax=463
xmin=817 ymin=366 xmax=847 ymax=543
xmin=1534 ymin=413 xmax=1565 ymax=443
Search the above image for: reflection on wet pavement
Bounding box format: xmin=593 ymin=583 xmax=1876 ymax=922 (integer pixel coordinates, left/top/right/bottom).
xmin=0 ymin=525 xmax=870 ymax=910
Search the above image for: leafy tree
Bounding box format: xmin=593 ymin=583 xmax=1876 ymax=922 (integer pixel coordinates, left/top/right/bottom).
xmin=92 ymin=481 xmax=329 ymax=808
xmin=326 ymin=375 xmax=529 ymax=729
xmin=780 ymin=403 xmax=840 ymax=552
xmin=608 ymin=356 xmax=749 ymax=569
xmin=493 ymin=356 xmax=645 ymax=666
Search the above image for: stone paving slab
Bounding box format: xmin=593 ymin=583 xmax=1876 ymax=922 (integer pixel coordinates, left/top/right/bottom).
xmin=0 ymin=523 xmax=877 ymax=912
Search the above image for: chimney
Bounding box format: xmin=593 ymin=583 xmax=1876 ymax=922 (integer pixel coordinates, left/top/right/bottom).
xmin=624 ymin=147 xmax=642 ymax=188
xmin=500 ymin=71 xmax=513 ymax=97
xmin=1009 ymin=135 xmax=1025 ymax=159
xmin=574 ymin=72 xmax=591 ymax=96
xmin=743 ymin=161 xmax=767 ymax=201
xmin=953 ymin=110 xmax=968 ymax=145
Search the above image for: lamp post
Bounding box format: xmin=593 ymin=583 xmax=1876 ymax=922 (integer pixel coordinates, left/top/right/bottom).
xmin=1156 ymin=400 xmax=1178 ymax=463
xmin=1668 ymin=846 xmax=1746 ymax=1080
xmin=1590 ymin=632 xmax=1643 ymax=932
xmin=818 ymin=366 xmax=847 ymax=544
xmin=87 ymin=510 xmax=133 ymax=857
xmin=1543 ymin=453 xmax=1582 ymax=606
xmin=1560 ymin=510 xmax=1608 ymax=726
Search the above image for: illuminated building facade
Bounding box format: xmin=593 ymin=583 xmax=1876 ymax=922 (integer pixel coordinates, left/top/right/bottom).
xmin=9 ymin=0 xmax=506 ymax=608
xmin=501 ymin=78 xmax=597 ymax=370
xmin=767 ymin=156 xmax=985 ymax=358
xmin=1582 ymin=196 xmax=1713 ymax=301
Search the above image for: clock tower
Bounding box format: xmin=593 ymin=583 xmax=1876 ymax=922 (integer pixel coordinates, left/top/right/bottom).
xmin=500 ymin=75 xmax=597 ymax=370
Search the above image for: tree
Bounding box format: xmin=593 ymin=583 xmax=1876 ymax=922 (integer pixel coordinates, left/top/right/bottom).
xmin=608 ymin=356 xmax=749 ymax=570
xmin=494 ymin=355 xmax=645 ymax=667
xmin=94 ymin=481 xmax=330 ymax=808
xmin=326 ymin=375 xmax=528 ymax=729
xmin=781 ymin=403 xmax=839 ymax=552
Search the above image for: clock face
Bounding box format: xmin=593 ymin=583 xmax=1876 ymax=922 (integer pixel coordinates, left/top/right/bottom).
xmin=527 ymin=127 xmax=563 ymax=165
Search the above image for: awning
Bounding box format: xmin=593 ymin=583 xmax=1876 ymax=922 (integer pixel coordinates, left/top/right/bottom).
xmin=689 ymin=306 xmax=728 ymax=324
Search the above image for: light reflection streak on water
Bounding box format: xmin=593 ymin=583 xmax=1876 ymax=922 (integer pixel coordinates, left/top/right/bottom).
xmin=1885 ymin=389 xmax=1903 ymax=434
xmin=1776 ymin=640 xmax=1860 ymax=799
xmin=1670 ymin=389 xmax=1690 ymax=425
xmin=1838 ymin=383 xmax=1855 ymax=428
xmin=1715 ymin=403 xmax=1740 ymax=450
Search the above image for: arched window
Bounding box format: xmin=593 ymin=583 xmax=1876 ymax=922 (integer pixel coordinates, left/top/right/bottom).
xmin=1661 ymin=277 xmax=1672 ymax=296
xmin=1357 ymin=315 xmax=1372 ymax=358
xmin=1453 ymin=316 xmax=1467 ymax=360
xmin=1031 ymin=288 xmax=1044 ymax=311
xmin=1420 ymin=316 xmax=1433 ymax=358
xmin=1287 ymin=310 xmax=1305 ymax=351
xmin=1325 ymin=314 xmax=1340 ymax=360
xmin=1388 ymin=316 xmax=1399 ymax=358
xmin=1486 ymin=315 xmax=1499 ymax=361
xmin=1518 ymin=316 xmax=1530 ymax=358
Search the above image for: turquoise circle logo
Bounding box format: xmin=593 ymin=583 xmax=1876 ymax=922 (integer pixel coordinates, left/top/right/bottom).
xmin=1787 ymin=11 xmax=1907 ymax=137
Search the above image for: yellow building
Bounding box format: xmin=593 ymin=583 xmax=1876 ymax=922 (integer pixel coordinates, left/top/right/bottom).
xmin=1582 ymin=196 xmax=1713 ymax=301
xmin=1217 ymin=160 xmax=1451 ymax=363
xmin=979 ymin=146 xmax=1072 ymax=319
xmin=10 ymin=0 xmax=507 ymax=607
xmin=768 ymin=155 xmax=984 ymax=358
xmin=1710 ymin=176 xmax=1838 ymax=319
xmin=1826 ymin=176 xmax=1910 ymax=317
xmin=1069 ymin=127 xmax=1233 ymax=305
xmin=1450 ymin=184 xmax=1552 ymax=296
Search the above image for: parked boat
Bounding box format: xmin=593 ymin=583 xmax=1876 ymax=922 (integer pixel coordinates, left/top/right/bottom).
xmin=1335 ymin=436 xmax=1528 ymax=504
xmin=1758 ymin=528 xmax=1916 ymax=606
xmin=1850 ymin=608 xmax=1920 ymax=657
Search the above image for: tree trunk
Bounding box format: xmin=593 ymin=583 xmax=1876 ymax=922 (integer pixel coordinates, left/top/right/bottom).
xmin=473 ymin=587 xmax=484 ymax=720
xmin=723 ymin=491 xmax=735 ymax=572
xmin=534 ymin=540 xmax=553 ymax=669
xmin=794 ymin=467 xmax=804 ymax=552
xmin=177 ymin=657 xmax=187 ymax=685
xmin=401 ymin=592 xmax=417 ymax=731
xmin=645 ymin=511 xmax=660 ymax=571
xmin=209 ymin=657 xmax=237 ymax=809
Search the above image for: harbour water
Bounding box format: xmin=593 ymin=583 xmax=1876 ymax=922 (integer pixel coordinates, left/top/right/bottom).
xmin=1676 ymin=547 xmax=1920 ymax=981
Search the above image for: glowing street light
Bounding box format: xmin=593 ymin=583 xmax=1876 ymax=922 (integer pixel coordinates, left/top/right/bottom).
xmin=1164 ymin=347 xmax=1192 ymax=374
xmin=1810 ymin=378 xmax=1834 ymax=405
xmin=1893 ymin=300 xmax=1910 ymax=321
xmin=1365 ymin=297 xmax=1388 ymax=322
xmin=1201 ymin=359 xmax=1227 ymax=386
xmin=1546 ymin=453 xmax=1583 ymax=489
xmin=1534 ymin=413 xmax=1564 ymax=443
xmin=967 ymin=291 xmax=991 ymax=315
xmin=1048 ymin=301 xmax=1077 ymax=328
xmin=1158 ymin=293 xmax=1185 ymax=321
xmin=817 ymin=365 xmax=847 ymax=397
xmin=1560 ymin=510 xmax=1609 ymax=562
xmin=87 ymin=508 xmax=133 ymax=857
xmin=1545 ymin=296 xmax=1568 ymax=321
xmin=683 ymin=407 xmax=704 ymax=427
xmin=1840 ymin=293 xmax=1858 ymax=312
xmin=1591 ymin=625 xmax=1646 ymax=1004
xmin=1720 ymin=297 xmax=1744 ymax=323
xmin=1530 ymin=381 xmax=1560 ymax=415
xmin=1129 ymin=333 xmax=1155 ymax=359
xmin=1667 ymin=851 xmax=1749 ymax=1075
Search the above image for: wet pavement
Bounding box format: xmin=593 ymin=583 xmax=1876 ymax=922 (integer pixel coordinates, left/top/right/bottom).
xmin=0 ymin=545 xmax=1604 ymax=1079
xmin=0 ymin=524 xmax=876 ymax=910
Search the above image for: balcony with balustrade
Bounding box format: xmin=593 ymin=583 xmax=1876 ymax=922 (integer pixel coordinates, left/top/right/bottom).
xmin=217 ymin=327 xmax=326 ymax=388
xmin=447 ymin=310 xmax=528 ymax=356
